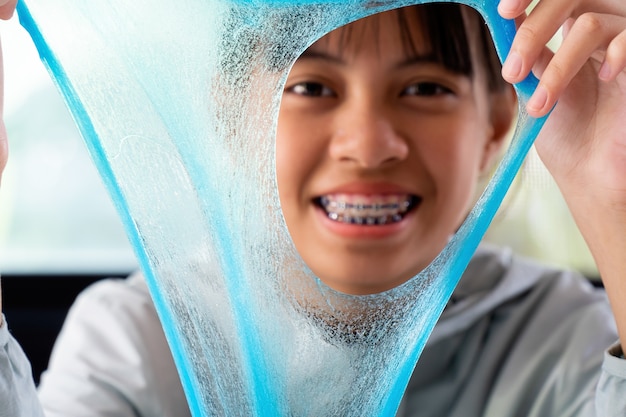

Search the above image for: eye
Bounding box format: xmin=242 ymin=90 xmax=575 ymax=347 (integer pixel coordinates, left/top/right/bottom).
xmin=402 ymin=82 xmax=454 ymax=97
xmin=286 ymin=82 xmax=336 ymax=98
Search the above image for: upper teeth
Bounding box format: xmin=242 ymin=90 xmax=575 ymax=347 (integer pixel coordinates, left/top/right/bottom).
xmin=319 ymin=194 xmax=414 ymax=225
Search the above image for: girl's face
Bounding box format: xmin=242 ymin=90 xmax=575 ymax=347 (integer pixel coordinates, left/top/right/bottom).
xmin=276 ymin=7 xmax=514 ymax=295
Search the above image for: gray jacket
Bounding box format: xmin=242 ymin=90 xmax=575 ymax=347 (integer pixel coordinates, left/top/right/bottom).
xmin=397 ymin=245 xmax=624 ymax=416
xmin=3 ymin=244 xmax=624 ymax=416
xmin=0 ymin=316 xmax=44 ymax=417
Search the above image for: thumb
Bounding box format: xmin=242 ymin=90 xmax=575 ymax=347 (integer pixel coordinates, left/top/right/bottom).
xmin=0 ymin=0 xmax=16 ymax=20
xmin=0 ymin=36 xmax=6 ymax=186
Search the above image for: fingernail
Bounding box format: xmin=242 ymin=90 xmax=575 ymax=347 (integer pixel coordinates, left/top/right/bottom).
xmin=498 ymin=0 xmax=521 ymax=15
xmin=528 ymin=86 xmax=548 ymax=114
xmin=599 ymin=62 xmax=612 ymax=81
xmin=502 ymin=51 xmax=523 ymax=80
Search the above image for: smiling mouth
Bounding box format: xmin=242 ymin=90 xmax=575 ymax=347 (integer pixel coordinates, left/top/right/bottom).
xmin=315 ymin=194 xmax=421 ymax=225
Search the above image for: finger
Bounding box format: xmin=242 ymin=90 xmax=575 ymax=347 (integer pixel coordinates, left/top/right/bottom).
xmin=0 ymin=38 xmax=6 ymax=185
xmin=527 ymin=43 xmax=555 ymax=80
xmin=0 ymin=121 xmax=7 ymax=185
xmin=507 ymin=11 xmax=556 ymax=79
xmin=599 ymin=28 xmax=626 ymax=81
xmin=502 ymin=0 xmax=576 ymax=84
xmin=527 ymin=13 xmax=625 ymax=116
xmin=0 ymin=0 xmax=17 ymax=20
xmin=561 ymin=17 xmax=575 ymax=39
xmin=498 ymin=0 xmax=535 ymax=19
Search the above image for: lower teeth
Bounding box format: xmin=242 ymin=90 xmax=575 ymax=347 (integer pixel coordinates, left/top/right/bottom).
xmin=327 ymin=213 xmax=402 ymax=225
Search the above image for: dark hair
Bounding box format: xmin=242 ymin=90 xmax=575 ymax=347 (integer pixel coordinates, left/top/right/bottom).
xmin=418 ymin=3 xmax=507 ymax=93
xmin=333 ymin=3 xmax=508 ymax=93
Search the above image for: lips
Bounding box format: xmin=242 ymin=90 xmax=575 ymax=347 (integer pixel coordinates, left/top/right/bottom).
xmin=315 ymin=193 xmax=421 ymax=225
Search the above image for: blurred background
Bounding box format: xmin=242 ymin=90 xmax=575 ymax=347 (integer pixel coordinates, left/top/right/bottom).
xmin=0 ymin=14 xmax=137 ymax=275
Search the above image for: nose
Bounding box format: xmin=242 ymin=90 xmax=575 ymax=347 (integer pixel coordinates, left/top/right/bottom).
xmin=329 ymin=98 xmax=408 ymax=169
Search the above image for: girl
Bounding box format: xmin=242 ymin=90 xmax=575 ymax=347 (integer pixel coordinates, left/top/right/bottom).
xmin=2 ymin=0 xmax=626 ymax=415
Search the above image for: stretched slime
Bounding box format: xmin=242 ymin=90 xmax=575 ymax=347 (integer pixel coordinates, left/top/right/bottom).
xmin=17 ymin=0 xmax=549 ymax=415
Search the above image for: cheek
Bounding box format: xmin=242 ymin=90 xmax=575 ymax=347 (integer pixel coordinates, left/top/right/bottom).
xmin=276 ymin=107 xmax=331 ymax=175
xmin=419 ymin=117 xmax=490 ymax=198
xmin=275 ymin=125 xmax=298 ymax=204
xmin=275 ymin=113 xmax=321 ymax=205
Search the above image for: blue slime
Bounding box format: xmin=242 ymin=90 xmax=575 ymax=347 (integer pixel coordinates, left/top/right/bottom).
xmin=17 ymin=0 xmax=549 ymax=415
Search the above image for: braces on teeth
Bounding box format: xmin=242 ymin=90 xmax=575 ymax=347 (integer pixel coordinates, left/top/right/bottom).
xmin=319 ymin=196 xmax=414 ymax=225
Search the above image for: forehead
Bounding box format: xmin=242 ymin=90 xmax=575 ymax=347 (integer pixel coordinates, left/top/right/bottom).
xmin=308 ymin=8 xmax=430 ymax=59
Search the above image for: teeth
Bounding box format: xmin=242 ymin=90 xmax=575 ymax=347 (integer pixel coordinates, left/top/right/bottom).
xmin=319 ymin=194 xmax=416 ymax=225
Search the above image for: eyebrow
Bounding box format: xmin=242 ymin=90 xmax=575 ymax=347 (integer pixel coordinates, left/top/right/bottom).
xmin=297 ymin=49 xmax=346 ymax=65
xmin=297 ymin=48 xmax=443 ymax=71
xmin=395 ymin=54 xmax=441 ymax=69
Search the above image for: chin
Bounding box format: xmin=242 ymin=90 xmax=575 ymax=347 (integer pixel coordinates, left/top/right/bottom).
xmin=316 ymin=269 xmax=416 ymax=296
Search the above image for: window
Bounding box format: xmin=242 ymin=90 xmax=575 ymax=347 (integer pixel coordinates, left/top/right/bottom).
xmin=0 ymin=16 xmax=136 ymax=275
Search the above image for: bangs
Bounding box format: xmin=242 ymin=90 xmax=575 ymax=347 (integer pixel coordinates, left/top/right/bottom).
xmin=401 ymin=4 xmax=474 ymax=80
xmin=410 ymin=3 xmax=506 ymax=93
xmin=332 ymin=3 xmax=507 ymax=93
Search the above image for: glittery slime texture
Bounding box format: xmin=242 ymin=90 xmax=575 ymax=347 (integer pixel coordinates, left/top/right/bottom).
xmin=17 ymin=0 xmax=549 ymax=415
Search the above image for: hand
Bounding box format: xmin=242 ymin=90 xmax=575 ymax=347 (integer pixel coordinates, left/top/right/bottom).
xmin=0 ymin=0 xmax=18 ymax=326
xmin=498 ymin=0 xmax=626 ymax=345
xmin=0 ymin=0 xmax=16 ymax=19
xmin=497 ymin=0 xmax=626 ymax=223
xmin=0 ymin=0 xmax=12 ymax=184
xmin=507 ymin=0 xmax=626 ymax=205
xmin=499 ymin=0 xmax=626 ymax=117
